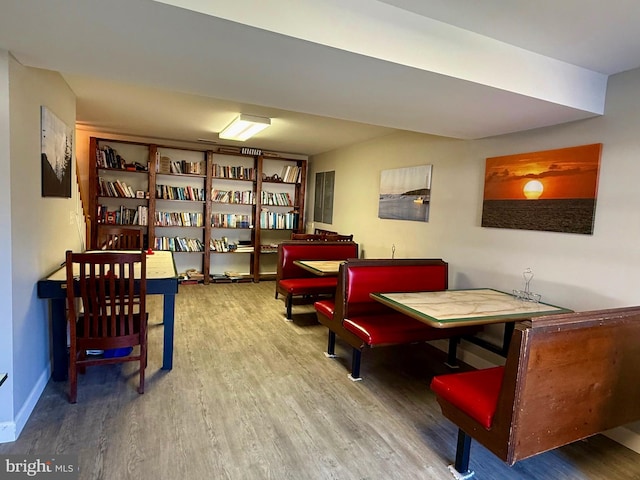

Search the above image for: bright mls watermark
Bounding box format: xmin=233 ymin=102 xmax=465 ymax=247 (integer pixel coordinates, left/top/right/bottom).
xmin=0 ymin=455 xmax=78 ymax=479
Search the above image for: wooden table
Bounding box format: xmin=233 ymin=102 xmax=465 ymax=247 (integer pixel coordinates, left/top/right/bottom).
xmin=371 ymin=288 xmax=572 ymax=355
xmin=293 ymin=260 xmax=344 ymax=276
xmin=37 ymin=250 xmax=179 ymax=381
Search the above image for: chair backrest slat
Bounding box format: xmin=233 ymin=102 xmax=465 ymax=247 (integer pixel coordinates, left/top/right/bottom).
xmin=98 ymin=227 xmax=144 ymax=250
xmin=66 ymin=251 xmax=146 ymax=341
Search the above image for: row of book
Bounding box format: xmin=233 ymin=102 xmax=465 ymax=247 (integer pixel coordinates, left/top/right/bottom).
xmin=156 ymin=184 xmax=205 ymax=201
xmin=155 ymin=211 xmax=204 ymax=227
xmin=170 ymin=160 xmax=204 ymax=175
xmin=211 ymin=189 xmax=254 ymax=204
xmin=98 ymin=177 xmax=142 ymax=198
xmin=154 ymin=236 xmax=204 ymax=252
xmin=210 ymin=237 xmax=232 ymax=252
xmin=210 ymin=237 xmax=254 ymax=253
xmin=279 ymin=165 xmax=301 ymax=183
xmin=259 ymin=211 xmax=299 ymax=230
xmin=211 ymin=213 xmax=252 ymax=229
xmin=261 ymin=191 xmax=293 ymax=206
xmin=212 ymin=164 xmax=255 ymax=180
xmin=96 ymin=146 xmax=127 ymax=170
xmin=97 ymin=205 xmax=148 ymax=226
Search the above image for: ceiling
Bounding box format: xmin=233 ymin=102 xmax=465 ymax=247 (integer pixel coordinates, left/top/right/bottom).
xmin=1 ymin=0 xmax=640 ymax=156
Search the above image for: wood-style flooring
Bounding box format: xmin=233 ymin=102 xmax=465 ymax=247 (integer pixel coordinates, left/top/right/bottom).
xmin=2 ymin=282 xmax=640 ymax=479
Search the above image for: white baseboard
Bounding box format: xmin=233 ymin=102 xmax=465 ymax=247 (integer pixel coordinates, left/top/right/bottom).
xmin=0 ymin=420 xmax=16 ymax=444
xmin=0 ymin=366 xmax=50 ymax=444
xmin=604 ymin=427 xmax=640 ymax=454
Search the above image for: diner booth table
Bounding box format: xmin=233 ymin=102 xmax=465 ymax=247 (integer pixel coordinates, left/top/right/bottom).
xmin=37 ymin=250 xmax=179 ymax=381
xmin=293 ymin=260 xmax=344 ymax=276
xmin=371 ymin=288 xmax=572 ymax=355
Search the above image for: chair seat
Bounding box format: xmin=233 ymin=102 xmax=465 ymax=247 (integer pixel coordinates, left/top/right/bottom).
xmin=314 ymin=300 xmax=335 ymax=320
xmin=278 ymin=277 xmax=337 ymax=294
xmin=430 ymin=366 xmax=505 ymax=429
xmin=343 ymin=313 xmax=452 ymax=346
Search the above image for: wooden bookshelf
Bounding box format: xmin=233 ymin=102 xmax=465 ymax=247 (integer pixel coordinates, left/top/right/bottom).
xmin=88 ymin=138 xmax=306 ymax=283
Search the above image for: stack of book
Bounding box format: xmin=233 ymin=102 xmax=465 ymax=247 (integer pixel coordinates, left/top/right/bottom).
xmin=279 ymin=165 xmax=301 ymax=183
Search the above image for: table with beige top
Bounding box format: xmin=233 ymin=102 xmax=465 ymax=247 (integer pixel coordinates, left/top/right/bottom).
xmin=293 ymin=260 xmax=344 ymax=276
xmin=371 ymin=288 xmax=573 ymax=355
xmin=38 ymin=250 xmax=179 ymax=381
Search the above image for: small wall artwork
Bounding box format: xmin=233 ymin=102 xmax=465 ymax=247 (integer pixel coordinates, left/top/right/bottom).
xmin=481 ymin=143 xmax=602 ymax=234
xmin=41 ymin=106 xmax=73 ymax=198
xmin=378 ymin=165 xmax=432 ymax=222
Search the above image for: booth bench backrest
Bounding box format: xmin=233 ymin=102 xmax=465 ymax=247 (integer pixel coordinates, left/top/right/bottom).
xmin=277 ymin=241 xmax=358 ymax=280
xmin=336 ymin=259 xmax=448 ymax=319
xmin=436 ymin=305 xmax=640 ymax=466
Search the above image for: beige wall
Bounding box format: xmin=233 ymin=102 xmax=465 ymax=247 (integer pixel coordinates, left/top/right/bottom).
xmin=0 ymin=56 xmax=79 ymax=442
xmin=308 ymin=67 xmax=640 ymax=449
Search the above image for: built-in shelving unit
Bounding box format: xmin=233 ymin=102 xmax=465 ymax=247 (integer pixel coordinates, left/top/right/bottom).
xmin=88 ymin=137 xmax=306 ymax=283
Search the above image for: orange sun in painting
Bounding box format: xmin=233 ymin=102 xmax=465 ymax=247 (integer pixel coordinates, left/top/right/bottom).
xmin=523 ymin=180 xmax=544 ymax=199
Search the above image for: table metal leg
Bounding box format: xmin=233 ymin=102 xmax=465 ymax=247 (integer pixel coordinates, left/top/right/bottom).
xmin=162 ymin=293 xmax=176 ymax=370
xmin=51 ymin=298 xmax=68 ymax=382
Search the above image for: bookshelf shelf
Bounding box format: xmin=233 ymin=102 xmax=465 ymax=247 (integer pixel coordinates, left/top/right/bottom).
xmin=89 ymin=137 xmax=306 ymax=283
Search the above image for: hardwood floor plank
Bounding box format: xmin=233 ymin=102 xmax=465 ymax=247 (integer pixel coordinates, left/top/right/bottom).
xmin=2 ymin=282 xmax=639 ymax=479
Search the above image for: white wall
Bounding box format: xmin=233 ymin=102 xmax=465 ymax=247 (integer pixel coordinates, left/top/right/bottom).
xmin=308 ymin=67 xmax=640 ymax=450
xmin=0 ymin=50 xmax=14 ymax=441
xmin=0 ymin=55 xmax=80 ymax=443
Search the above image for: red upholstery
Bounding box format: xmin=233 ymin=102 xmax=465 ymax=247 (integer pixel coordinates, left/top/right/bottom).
xmin=345 ymin=264 xmax=447 ymax=316
xmin=345 ymin=314 xmax=461 ymax=346
xmin=314 ymin=300 xmax=335 ymax=320
xmin=430 ymin=366 xmax=505 ymax=429
xmin=278 ymin=242 xmax=358 ymax=280
xmin=279 ymin=277 xmax=338 ymax=295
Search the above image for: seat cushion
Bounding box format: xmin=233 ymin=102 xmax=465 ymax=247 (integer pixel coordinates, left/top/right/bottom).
xmin=278 ymin=277 xmax=337 ymax=295
xmin=430 ymin=366 xmax=505 ymax=429
xmin=343 ymin=314 xmax=453 ymax=346
xmin=314 ymin=300 xmax=335 ymax=320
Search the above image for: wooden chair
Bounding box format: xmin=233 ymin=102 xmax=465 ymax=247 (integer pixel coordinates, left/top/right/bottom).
xmin=65 ymin=250 xmax=148 ymax=403
xmin=324 ymin=234 xmax=353 ymax=241
xmin=314 ymin=228 xmax=337 ymax=235
xmin=291 ymin=233 xmax=353 ymax=242
xmin=291 ymin=233 xmax=324 ymax=241
xmin=98 ymin=227 xmax=144 ymax=250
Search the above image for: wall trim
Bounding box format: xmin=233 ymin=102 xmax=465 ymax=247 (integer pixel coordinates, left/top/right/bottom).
xmin=0 ymin=366 xmax=50 ymax=444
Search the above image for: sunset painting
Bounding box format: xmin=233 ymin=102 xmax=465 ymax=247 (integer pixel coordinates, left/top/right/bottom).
xmin=481 ymin=144 xmax=602 ymax=234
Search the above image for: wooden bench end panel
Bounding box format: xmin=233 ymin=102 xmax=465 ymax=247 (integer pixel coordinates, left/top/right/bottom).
xmin=510 ymin=313 xmax=640 ymax=463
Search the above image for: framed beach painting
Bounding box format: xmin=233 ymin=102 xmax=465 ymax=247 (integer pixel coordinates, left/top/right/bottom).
xmin=378 ymin=165 xmax=432 ymax=222
xmin=481 ymin=144 xmax=602 ymax=234
xmin=41 ymin=106 xmax=73 ymax=198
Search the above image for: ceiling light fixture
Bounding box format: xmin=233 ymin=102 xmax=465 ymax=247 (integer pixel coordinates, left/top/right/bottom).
xmin=218 ymin=114 xmax=271 ymax=141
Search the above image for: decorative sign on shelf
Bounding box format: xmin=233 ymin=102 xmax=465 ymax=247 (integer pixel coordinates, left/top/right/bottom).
xmin=241 ymin=147 xmax=262 ymax=156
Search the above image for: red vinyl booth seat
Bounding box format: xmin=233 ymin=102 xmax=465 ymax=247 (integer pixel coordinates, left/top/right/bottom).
xmin=314 ymin=258 xmax=482 ymax=379
xmin=430 ymin=366 xmax=505 ymax=429
xmin=343 ymin=314 xmax=457 ymax=347
xmin=276 ymin=241 xmax=358 ymax=319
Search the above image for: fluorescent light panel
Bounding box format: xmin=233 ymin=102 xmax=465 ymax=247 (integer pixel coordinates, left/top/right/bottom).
xmin=218 ymin=114 xmax=271 ymax=141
